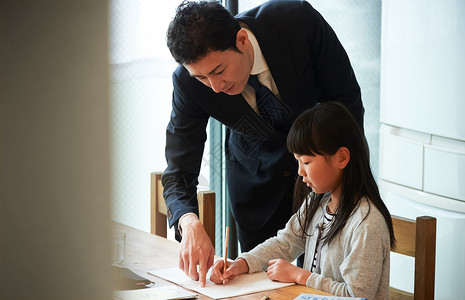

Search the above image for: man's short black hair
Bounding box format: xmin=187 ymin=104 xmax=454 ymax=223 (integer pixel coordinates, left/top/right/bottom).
xmin=166 ymin=0 xmax=242 ymax=65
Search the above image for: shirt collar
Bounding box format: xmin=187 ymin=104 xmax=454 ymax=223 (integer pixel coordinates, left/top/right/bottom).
xmin=242 ymin=27 xmax=268 ymax=75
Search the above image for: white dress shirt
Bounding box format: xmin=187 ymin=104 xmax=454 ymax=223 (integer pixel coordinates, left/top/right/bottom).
xmin=241 ymin=27 xmax=281 ymax=114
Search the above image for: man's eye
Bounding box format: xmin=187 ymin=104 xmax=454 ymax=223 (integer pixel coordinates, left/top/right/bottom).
xmin=196 ymin=77 xmax=208 ymax=82
xmin=215 ymin=68 xmax=225 ymax=75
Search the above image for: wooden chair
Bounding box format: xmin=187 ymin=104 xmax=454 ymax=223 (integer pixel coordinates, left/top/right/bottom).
xmin=150 ymin=172 xmax=215 ymax=247
xmin=390 ymin=215 xmax=437 ymax=300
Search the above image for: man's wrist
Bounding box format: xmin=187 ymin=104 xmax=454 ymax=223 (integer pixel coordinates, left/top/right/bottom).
xmin=178 ymin=213 xmax=199 ymax=236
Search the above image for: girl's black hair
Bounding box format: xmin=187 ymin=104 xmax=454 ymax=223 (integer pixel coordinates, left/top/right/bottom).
xmin=287 ymin=101 xmax=395 ymax=248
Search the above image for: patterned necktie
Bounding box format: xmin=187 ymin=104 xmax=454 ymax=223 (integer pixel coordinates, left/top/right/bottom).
xmin=247 ymin=74 xmax=291 ymax=128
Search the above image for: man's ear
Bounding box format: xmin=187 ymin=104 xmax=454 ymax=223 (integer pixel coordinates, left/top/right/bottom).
xmin=337 ymin=147 xmax=350 ymax=169
xmin=236 ymin=29 xmax=249 ymax=48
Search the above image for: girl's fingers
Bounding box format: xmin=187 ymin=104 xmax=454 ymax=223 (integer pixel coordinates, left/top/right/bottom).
xmin=209 ymin=260 xmax=226 ymax=284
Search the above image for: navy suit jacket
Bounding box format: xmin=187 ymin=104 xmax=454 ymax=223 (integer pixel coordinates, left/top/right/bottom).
xmin=162 ymin=0 xmax=364 ymax=240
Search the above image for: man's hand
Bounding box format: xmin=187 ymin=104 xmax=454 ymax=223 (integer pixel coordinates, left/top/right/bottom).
xmin=266 ymin=259 xmax=311 ymax=285
xmin=178 ymin=214 xmax=215 ymax=287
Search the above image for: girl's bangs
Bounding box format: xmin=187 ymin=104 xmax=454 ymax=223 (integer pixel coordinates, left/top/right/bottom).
xmin=287 ymin=122 xmax=323 ymax=156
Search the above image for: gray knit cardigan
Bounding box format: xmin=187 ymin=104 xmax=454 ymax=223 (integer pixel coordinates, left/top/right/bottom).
xmin=239 ymin=195 xmax=390 ymax=300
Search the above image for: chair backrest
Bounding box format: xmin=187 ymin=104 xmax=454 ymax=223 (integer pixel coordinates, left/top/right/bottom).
xmin=150 ymin=172 xmax=215 ymax=247
xmin=390 ymin=215 xmax=436 ymax=300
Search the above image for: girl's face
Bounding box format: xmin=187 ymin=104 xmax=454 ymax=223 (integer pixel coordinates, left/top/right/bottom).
xmin=294 ymin=152 xmax=344 ymax=196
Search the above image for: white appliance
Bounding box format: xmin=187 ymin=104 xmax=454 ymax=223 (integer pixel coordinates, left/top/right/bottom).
xmin=379 ymin=0 xmax=465 ymax=299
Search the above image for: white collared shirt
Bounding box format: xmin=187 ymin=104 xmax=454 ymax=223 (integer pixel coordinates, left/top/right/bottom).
xmin=241 ymin=27 xmax=281 ymax=113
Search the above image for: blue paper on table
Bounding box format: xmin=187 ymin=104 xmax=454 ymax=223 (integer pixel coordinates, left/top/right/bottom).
xmin=294 ymin=294 xmax=367 ymax=300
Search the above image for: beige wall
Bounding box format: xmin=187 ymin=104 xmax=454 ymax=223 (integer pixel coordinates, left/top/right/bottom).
xmin=0 ymin=1 xmax=112 ymax=299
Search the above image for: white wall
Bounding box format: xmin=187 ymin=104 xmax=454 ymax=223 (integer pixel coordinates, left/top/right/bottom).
xmin=0 ymin=1 xmax=112 ymax=299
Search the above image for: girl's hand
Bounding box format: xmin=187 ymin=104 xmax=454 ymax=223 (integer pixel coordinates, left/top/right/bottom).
xmin=209 ymin=258 xmax=249 ymax=284
xmin=266 ymin=259 xmax=311 ymax=285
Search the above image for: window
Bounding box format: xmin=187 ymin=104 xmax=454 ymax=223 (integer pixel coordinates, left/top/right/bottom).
xmin=110 ymin=0 xmax=211 ymax=233
xmin=308 ymin=0 xmax=381 ymax=178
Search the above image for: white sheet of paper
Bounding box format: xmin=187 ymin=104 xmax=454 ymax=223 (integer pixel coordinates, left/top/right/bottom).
xmin=114 ymin=286 xmax=197 ymax=300
xmin=148 ymin=267 xmax=294 ymax=299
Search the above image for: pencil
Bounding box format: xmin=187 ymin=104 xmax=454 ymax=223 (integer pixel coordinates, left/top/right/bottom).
xmin=223 ymin=226 xmax=229 ymax=285
xmin=259 ymin=294 xmax=269 ymax=300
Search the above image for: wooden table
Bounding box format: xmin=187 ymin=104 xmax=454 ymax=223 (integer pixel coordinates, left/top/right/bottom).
xmin=116 ymin=223 xmax=332 ymax=300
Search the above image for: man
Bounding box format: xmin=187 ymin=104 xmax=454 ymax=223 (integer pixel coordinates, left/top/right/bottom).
xmin=162 ymin=0 xmax=364 ymax=287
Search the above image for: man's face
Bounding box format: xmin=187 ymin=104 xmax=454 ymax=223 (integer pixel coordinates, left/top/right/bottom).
xmin=184 ymin=30 xmax=254 ymax=95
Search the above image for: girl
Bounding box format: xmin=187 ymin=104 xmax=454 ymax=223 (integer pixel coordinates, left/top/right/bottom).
xmin=210 ymin=102 xmax=395 ymax=299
